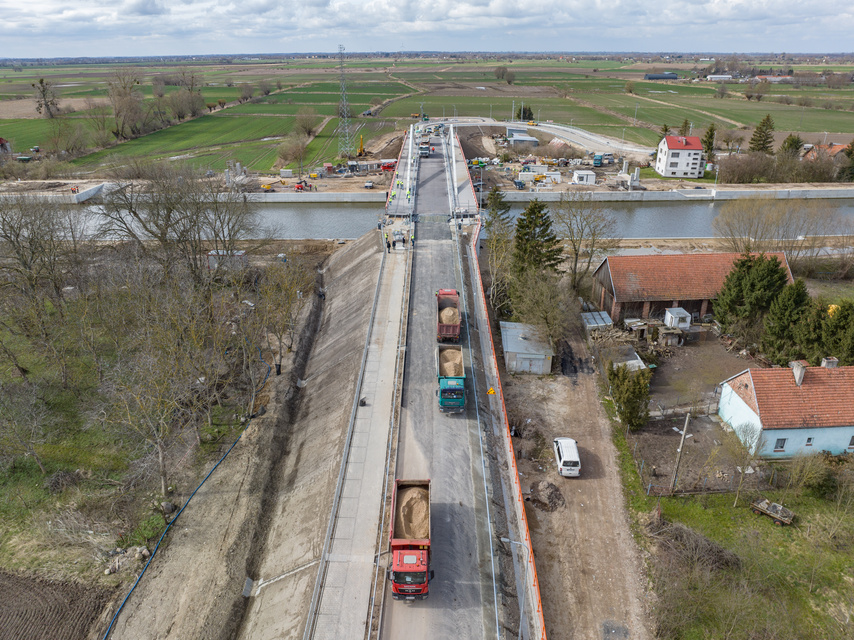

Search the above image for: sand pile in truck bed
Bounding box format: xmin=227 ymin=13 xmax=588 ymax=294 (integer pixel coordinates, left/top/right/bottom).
xmin=439 ymin=349 xmax=463 ymax=377
xmin=439 ymin=307 xmax=459 ymax=324
xmin=394 ymin=486 xmax=429 ymax=539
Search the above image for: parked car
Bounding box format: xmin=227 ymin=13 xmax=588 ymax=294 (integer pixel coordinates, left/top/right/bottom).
xmin=553 ymin=437 xmax=581 ymax=477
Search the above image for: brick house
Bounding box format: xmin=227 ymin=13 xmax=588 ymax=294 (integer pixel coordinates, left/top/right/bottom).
xmin=591 ymin=252 xmax=793 ymax=322
xmin=803 ymin=143 xmax=849 ymax=164
xmin=654 ymin=135 xmax=705 ymax=178
xmin=718 ymin=361 xmax=854 ymax=458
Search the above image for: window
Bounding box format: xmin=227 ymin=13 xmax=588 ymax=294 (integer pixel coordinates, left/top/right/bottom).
xmin=774 ymin=438 xmax=787 ymax=451
xmin=849 ymin=436 xmax=854 ymax=448
xmin=669 ymin=162 xmax=678 ymax=168
xmin=672 ymin=152 xmax=680 ymax=157
xmin=806 ymin=437 xmax=813 ymax=446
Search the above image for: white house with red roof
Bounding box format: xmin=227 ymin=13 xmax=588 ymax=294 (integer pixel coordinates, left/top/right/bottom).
xmin=655 ymin=135 xmax=705 ymax=178
xmin=718 ymin=360 xmax=854 ymax=458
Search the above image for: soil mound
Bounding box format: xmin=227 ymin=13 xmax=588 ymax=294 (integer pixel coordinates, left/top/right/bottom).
xmin=529 ymin=481 xmax=566 ymax=512
xmin=439 ymin=307 xmax=459 ymax=324
xmin=439 ymin=349 xmax=463 ymax=377
xmin=394 ymin=486 xmax=429 ymax=539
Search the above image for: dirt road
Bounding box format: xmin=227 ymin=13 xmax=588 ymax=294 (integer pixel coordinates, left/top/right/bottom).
xmin=503 ymin=331 xmax=652 ymax=640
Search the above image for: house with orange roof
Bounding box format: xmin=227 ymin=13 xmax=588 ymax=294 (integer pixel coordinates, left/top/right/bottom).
xmin=803 ymin=143 xmax=849 ymax=164
xmin=591 ymin=252 xmax=793 ymax=322
xmin=718 ymin=360 xmax=854 ymax=458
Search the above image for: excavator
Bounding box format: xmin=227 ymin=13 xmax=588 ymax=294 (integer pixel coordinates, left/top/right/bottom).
xmin=356 ymin=135 xmax=366 ymax=157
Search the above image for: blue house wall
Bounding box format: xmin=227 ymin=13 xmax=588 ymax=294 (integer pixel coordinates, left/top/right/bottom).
xmin=719 ymin=383 xmax=854 ymax=459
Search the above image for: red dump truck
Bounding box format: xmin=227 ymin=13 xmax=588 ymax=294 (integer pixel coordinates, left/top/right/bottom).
xmin=388 ymin=479 xmax=433 ymax=601
xmin=436 ymin=289 xmax=461 ymax=342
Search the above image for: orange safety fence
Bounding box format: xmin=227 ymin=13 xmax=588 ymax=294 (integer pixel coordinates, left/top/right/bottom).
xmin=469 ymin=219 xmax=547 ymax=640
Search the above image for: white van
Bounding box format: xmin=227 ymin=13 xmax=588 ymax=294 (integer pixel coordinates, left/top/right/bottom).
xmin=553 ymin=437 xmax=581 ymax=477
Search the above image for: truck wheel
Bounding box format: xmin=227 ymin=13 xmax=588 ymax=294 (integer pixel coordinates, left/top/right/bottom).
xmin=752 ymin=509 xmax=761 ymax=515
xmin=773 ymin=519 xmax=783 ymax=526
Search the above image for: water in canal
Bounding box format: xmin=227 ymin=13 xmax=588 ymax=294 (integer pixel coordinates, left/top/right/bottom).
xmin=253 ymin=199 xmax=854 ymax=240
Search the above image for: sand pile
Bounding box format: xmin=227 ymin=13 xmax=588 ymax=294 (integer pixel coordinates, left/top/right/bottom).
xmin=439 ymin=307 xmax=459 ymax=324
xmin=394 ymin=485 xmax=429 ymax=539
xmin=439 ymin=349 xmax=463 ymax=377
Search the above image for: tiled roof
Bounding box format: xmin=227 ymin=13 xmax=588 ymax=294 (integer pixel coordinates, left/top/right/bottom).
xmin=742 ymin=366 xmax=854 ymax=430
xmin=726 ymin=370 xmax=759 ymax=414
xmin=804 ymin=143 xmax=849 ymax=160
xmin=663 ymin=135 xmax=703 ymax=151
xmin=600 ymin=252 xmax=793 ymax=302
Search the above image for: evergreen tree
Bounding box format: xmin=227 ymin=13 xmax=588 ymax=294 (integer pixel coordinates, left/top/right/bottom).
xmin=820 ymin=300 xmax=854 ymax=365
xmin=701 ymin=123 xmax=717 ymax=158
xmin=660 ymin=123 xmax=671 ymax=138
xmin=793 ymin=299 xmax=827 ymax=364
xmin=511 ymin=199 xmax=562 ymax=275
xmin=778 ymin=133 xmax=804 ymax=157
xmin=762 ymin=279 xmax=810 ymax=365
xmin=516 ymin=105 xmax=533 ymax=121
xmin=714 ymin=252 xmax=789 ymax=336
xmin=748 ymin=114 xmax=775 ymax=154
xmin=607 ymin=362 xmax=652 ymax=432
xmin=678 ymin=119 xmax=691 ymax=136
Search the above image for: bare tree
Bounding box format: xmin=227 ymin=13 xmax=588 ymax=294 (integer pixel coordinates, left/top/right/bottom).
xmin=551 ymin=192 xmax=621 ymax=292
xmin=239 ymin=84 xmax=255 ymax=103
xmin=482 ymin=187 xmax=514 ymax=315
xmin=258 ymin=260 xmax=315 ymax=375
xmin=257 ymin=80 xmax=272 ymax=96
xmin=277 ymin=133 xmax=310 ymax=177
xmin=0 ymin=382 xmax=50 ymax=474
xmin=32 ymin=78 xmax=60 ymax=119
xmin=85 ymin=98 xmax=113 ymax=148
xmin=511 ymin=269 xmax=578 ymax=346
xmin=97 ymin=163 xmax=261 ymax=287
xmin=712 ymin=196 xmax=840 ymax=270
xmin=108 ymin=68 xmax=145 ymax=140
xmin=294 ymin=107 xmax=318 ymax=137
xmin=721 ymin=422 xmax=763 ymax=507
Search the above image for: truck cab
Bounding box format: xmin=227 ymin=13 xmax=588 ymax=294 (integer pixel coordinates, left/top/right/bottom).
xmin=438 ymin=377 xmax=465 ymax=412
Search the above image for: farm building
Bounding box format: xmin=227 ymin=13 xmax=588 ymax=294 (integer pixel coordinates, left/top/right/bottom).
xmin=591 ymin=252 xmax=793 ymax=322
xmin=718 ymin=360 xmax=854 ymax=458
xmin=644 ymin=73 xmax=678 ymax=80
xmin=654 ymin=136 xmax=705 ymax=178
xmin=499 ymin=322 xmax=554 ymax=374
xmin=803 ymin=143 xmax=849 ymax=164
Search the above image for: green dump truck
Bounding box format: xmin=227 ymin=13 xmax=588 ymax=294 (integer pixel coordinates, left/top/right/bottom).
xmin=435 ymin=344 xmax=466 ymax=413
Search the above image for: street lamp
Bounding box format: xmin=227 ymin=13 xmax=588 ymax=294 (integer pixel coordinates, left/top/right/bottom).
xmin=622 ymin=127 xmax=626 ymax=142
xmin=537 ymin=108 xmax=541 ymax=122
xmin=634 ymin=103 xmax=639 ymax=125
xmin=453 ymin=104 xmax=457 ymax=120
xmin=489 ymin=104 xmax=493 ymax=119
xmin=501 ymin=537 xmax=530 ymax=640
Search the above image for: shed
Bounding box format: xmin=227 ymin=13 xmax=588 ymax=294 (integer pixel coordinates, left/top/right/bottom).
xmin=581 ymin=311 xmax=613 ymax=335
xmin=500 ymin=321 xmax=555 ymax=375
xmin=323 ymin=163 xmax=334 ymax=175
xmin=508 ymin=134 xmax=539 ymax=147
xmin=664 ymin=307 xmax=692 ymax=329
xmin=207 ymin=250 xmax=248 ymax=271
xmin=572 ymin=170 xmax=596 ymax=185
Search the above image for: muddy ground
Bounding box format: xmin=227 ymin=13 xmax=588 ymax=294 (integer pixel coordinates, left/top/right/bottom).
xmin=500 ymin=328 xmax=652 ymax=640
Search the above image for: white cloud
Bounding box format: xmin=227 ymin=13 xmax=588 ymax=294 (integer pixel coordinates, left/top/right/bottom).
xmin=1 ymin=0 xmax=852 ymax=56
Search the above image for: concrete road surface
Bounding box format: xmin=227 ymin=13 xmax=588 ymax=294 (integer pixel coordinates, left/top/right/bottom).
xmin=380 ymin=135 xmax=497 ymax=639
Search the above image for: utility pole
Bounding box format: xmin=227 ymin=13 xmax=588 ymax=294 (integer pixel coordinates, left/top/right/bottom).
xmin=336 ymin=44 xmax=354 ymax=158
xmin=669 ymin=413 xmax=691 ymax=493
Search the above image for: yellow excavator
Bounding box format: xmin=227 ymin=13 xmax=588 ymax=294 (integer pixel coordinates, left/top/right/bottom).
xmin=357 ymin=135 xmax=366 ymax=157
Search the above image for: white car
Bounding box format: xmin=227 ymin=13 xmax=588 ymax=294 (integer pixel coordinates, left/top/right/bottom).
xmin=553 ymin=437 xmax=581 ymax=477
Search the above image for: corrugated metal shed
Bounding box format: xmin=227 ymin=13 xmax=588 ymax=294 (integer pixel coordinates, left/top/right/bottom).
xmin=581 ymin=311 xmax=613 ymax=334
xmin=500 ymin=321 xmax=554 ymax=375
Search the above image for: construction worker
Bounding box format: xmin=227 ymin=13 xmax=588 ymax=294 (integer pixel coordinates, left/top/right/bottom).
xmin=410 ymin=234 xmax=415 ymax=247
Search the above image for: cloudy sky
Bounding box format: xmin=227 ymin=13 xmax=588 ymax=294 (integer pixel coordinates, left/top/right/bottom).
xmin=2 ymin=0 xmax=851 ymax=58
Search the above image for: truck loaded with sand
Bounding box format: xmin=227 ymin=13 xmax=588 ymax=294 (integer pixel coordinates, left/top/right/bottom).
xmin=436 ymin=289 xmax=461 ymax=342
xmin=388 ymin=480 xmax=433 ymax=601
xmin=436 ymin=345 xmax=466 ymax=413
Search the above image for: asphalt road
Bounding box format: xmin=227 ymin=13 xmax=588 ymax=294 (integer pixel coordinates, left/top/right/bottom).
xmin=380 ymin=135 xmax=496 ymax=639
